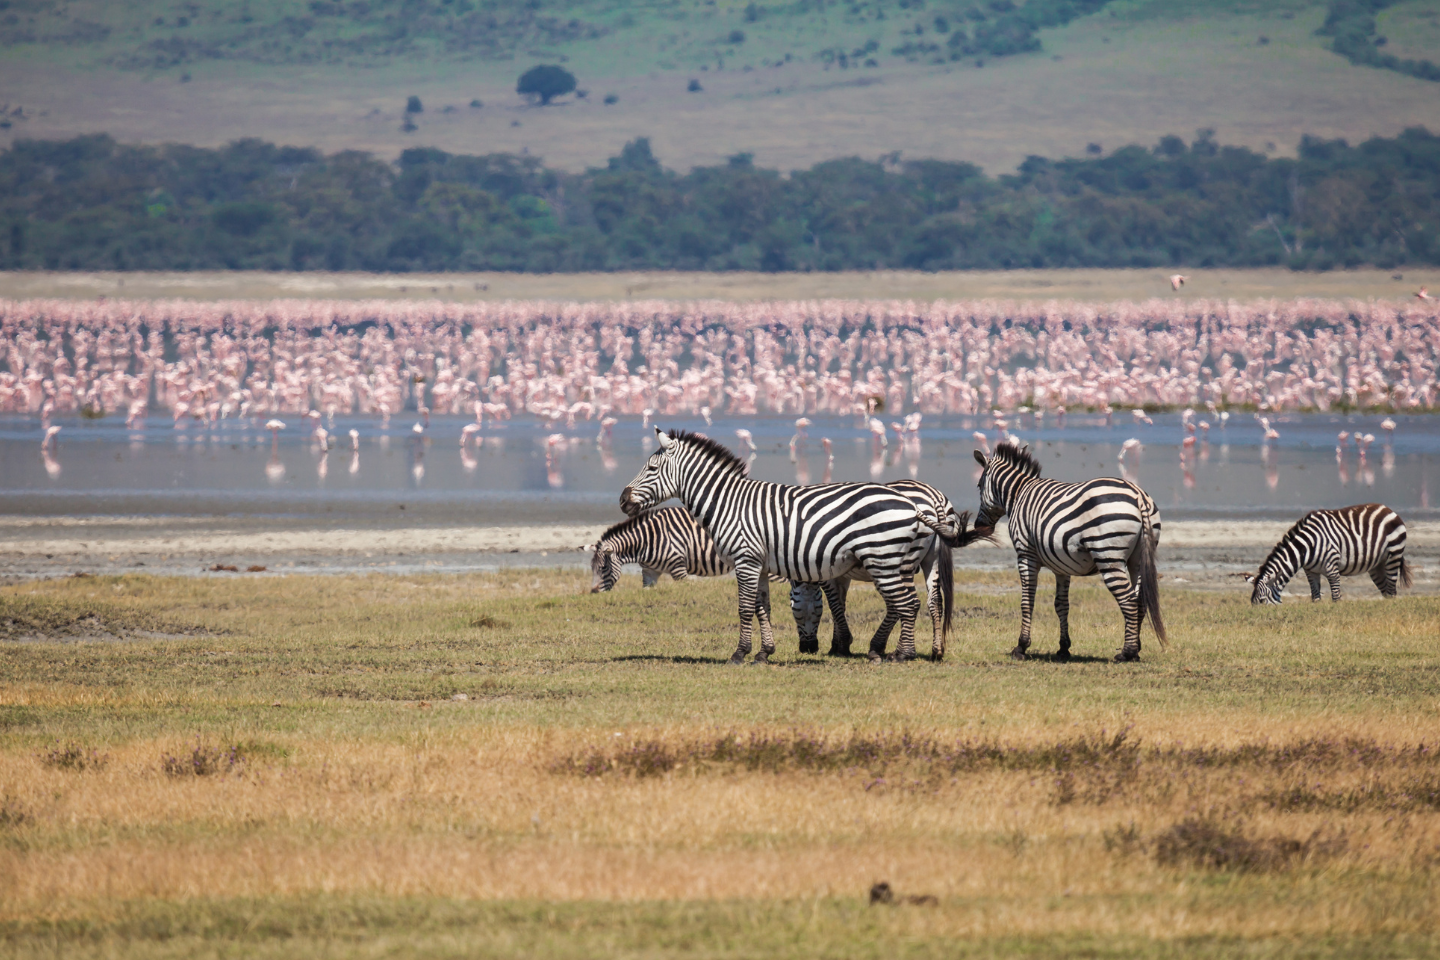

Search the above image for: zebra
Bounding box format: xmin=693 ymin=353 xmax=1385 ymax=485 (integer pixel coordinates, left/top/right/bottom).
xmin=1245 ymin=504 xmax=1411 ymax=604
xmin=791 ymin=479 xmax=980 ymax=661
xmin=973 ymin=440 xmax=1165 ymax=662
xmin=585 ymin=507 xmax=731 ymax=593
xmin=621 ymin=428 xmax=959 ymax=664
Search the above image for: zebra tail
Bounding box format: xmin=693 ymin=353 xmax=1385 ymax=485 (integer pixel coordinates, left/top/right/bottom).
xmin=1138 ymin=501 xmax=1167 ymax=647
xmin=937 ymin=538 xmax=954 ymax=651
xmin=941 ymin=510 xmax=997 ymax=548
xmin=1400 ymin=556 xmax=1414 ymax=590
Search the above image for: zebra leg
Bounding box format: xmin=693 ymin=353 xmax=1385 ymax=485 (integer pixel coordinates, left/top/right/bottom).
xmin=1324 ymin=559 xmax=1342 ymax=601
xmin=641 ymin=565 xmax=660 ymax=588
xmin=823 ymin=579 xmax=854 ymax=657
xmin=730 ymin=563 xmax=763 ymax=665
xmin=791 ymin=582 xmax=824 ymax=654
xmin=1305 ymin=570 xmax=1323 ymax=602
xmin=1012 ymin=555 xmax=1039 ymax=661
xmin=1100 ymin=559 xmax=1142 ymax=662
xmin=921 ymin=555 xmax=942 ymax=661
xmin=877 ymin=575 xmax=922 ymax=662
xmin=1053 ymin=573 xmax=1073 ymax=662
xmin=754 ymin=576 xmax=777 ymax=664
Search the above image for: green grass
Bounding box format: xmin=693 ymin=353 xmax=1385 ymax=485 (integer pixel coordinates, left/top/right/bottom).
xmin=3 ymin=0 xmax=1439 ymax=177
xmin=3 ymin=570 xmax=1440 ymax=957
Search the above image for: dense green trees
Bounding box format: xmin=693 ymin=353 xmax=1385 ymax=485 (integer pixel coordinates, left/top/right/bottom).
xmin=2 ymin=128 xmax=1438 ymax=272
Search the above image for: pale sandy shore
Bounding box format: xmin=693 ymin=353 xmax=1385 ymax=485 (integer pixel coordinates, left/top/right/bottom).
xmin=3 ymin=519 xmax=1438 ymax=592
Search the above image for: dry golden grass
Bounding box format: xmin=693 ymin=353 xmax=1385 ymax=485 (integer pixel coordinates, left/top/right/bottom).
xmin=3 ymin=570 xmax=1440 ymax=956
xmin=1 ymin=266 xmax=1434 ymax=304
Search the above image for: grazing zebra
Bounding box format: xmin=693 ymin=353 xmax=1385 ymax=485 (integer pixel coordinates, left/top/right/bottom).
xmin=1246 ymin=504 xmax=1411 ymax=603
xmin=621 ymin=428 xmax=957 ymax=663
xmin=792 ymin=479 xmax=978 ymax=661
xmin=586 ymin=507 xmax=731 ymax=592
xmin=973 ymin=441 xmax=1165 ymax=662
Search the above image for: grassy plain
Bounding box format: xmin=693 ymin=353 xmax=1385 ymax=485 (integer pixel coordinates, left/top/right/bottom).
xmin=2 ymin=0 xmax=1439 ymax=175
xmin=3 ymin=266 xmax=1436 ymax=304
xmin=2 ymin=569 xmax=1440 ymax=957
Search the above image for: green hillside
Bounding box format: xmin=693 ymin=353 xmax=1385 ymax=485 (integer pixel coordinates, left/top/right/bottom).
xmin=1 ymin=0 xmax=1439 ymax=176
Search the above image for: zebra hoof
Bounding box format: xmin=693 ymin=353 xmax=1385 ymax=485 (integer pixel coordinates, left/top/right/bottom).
xmin=866 ymin=650 xmax=885 ymax=662
xmin=1008 ymin=647 xmax=1029 ymax=661
xmin=1052 ymin=650 xmax=1071 ymax=663
xmin=798 ymin=640 xmax=820 ymax=655
xmin=884 ymin=652 xmax=915 ymax=663
xmin=1113 ymin=650 xmax=1141 ymax=663
xmin=827 ymin=646 xmax=853 ymax=658
xmin=727 ymin=654 xmax=747 ymax=666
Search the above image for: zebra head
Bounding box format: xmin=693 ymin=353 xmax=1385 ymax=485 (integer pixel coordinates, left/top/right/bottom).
xmin=620 ymin=428 xmax=683 ymax=517
xmin=588 ymin=542 xmax=622 ymax=592
xmin=973 ymin=440 xmax=1039 ymax=529
xmin=1245 ymin=571 xmax=1284 ymax=604
xmin=790 ymin=582 xmax=825 ymax=649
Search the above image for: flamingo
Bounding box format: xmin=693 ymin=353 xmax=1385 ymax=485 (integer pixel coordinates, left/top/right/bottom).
xmin=790 ymin=417 xmax=811 ymax=460
xmin=597 ymin=416 xmax=617 ymax=444
xmin=734 ymin=429 xmax=756 ymax=458
xmin=42 ymin=424 xmax=61 ymax=450
xmin=1381 ymin=417 xmax=1396 ymax=437
xmin=700 ymin=405 xmax=712 ymax=427
xmin=1169 ymin=274 xmax=1188 ymax=290
xmin=461 ymin=423 xmax=481 ymax=447
xmin=1418 ymin=287 xmax=1433 ymax=302
xmin=1131 ymin=409 xmax=1153 ymax=426
xmin=972 ymin=431 xmax=991 ymax=456
xmin=349 ymin=428 xmax=360 ymax=451
xmin=868 ymin=417 xmax=888 ymax=449
xmin=1118 ymin=438 xmax=1141 ymax=461
xmin=821 ymin=437 xmax=833 ymax=483
xmin=266 ymin=419 xmax=285 ymax=443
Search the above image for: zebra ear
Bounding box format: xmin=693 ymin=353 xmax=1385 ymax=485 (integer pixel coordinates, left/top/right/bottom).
xmin=655 ymin=428 xmax=675 ymax=450
xmin=973 ymin=449 xmax=987 ymax=466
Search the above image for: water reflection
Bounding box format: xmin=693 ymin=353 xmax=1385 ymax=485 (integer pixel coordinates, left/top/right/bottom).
xmin=1 ymin=412 xmax=1437 ymax=522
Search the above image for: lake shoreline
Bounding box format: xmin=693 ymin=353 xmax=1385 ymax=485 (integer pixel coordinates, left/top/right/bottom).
xmin=4 ymin=519 xmax=1437 ymax=594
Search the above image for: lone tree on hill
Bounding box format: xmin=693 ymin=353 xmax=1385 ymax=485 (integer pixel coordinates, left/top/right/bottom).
xmin=517 ymin=65 xmax=577 ymax=105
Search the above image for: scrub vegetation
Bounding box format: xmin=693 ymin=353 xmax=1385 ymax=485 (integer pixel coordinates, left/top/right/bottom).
xmin=1 ymin=568 xmax=1439 ymax=957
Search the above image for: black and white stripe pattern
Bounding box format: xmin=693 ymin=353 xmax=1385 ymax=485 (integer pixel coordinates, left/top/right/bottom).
xmin=622 ymin=428 xmax=949 ymax=663
xmin=974 ymin=441 xmax=1165 ymax=662
xmin=586 ymin=507 xmax=732 ymax=593
xmin=791 ymin=479 xmax=965 ymax=661
xmin=1247 ymin=504 xmax=1411 ymax=603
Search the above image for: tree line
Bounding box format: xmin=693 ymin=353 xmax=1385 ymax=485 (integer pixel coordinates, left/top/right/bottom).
xmin=2 ymin=127 xmax=1438 ymax=273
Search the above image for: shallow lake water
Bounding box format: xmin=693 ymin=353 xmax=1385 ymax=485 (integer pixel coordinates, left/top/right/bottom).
xmin=2 ymin=411 xmax=1436 ymax=525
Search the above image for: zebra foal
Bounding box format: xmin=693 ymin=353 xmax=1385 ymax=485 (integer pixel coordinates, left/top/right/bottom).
xmin=585 ymin=507 xmax=731 ymax=592
xmin=1246 ymin=504 xmax=1411 ymax=603
xmin=621 ymin=428 xmax=950 ymax=664
xmin=974 ymin=441 xmax=1165 ymax=662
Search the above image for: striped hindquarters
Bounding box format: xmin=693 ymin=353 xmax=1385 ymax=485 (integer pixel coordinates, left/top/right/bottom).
xmin=1010 ymin=476 xmax=1157 ymax=574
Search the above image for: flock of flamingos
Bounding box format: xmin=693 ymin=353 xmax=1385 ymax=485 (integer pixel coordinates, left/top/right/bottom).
xmin=2 ymin=296 xmax=1436 ymax=485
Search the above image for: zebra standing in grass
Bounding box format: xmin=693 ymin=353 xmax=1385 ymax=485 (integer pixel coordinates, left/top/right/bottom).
xmin=792 ymin=479 xmax=979 ymax=661
xmin=1246 ymin=504 xmax=1410 ymax=604
xmin=585 ymin=507 xmax=732 ymax=593
xmin=621 ymin=428 xmax=960 ymax=664
xmin=973 ymin=441 xmax=1165 ymax=662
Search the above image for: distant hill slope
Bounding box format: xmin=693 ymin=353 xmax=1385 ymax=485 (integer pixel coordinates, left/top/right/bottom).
xmin=1 ymin=0 xmax=1440 ymax=174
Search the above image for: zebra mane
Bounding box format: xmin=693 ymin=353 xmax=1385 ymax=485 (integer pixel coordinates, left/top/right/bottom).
xmin=598 ymin=508 xmax=666 ymax=543
xmin=994 ymin=440 xmax=1041 ymax=478
xmin=668 ymin=430 xmax=749 ymax=477
xmin=1256 ymin=512 xmax=1314 ymax=578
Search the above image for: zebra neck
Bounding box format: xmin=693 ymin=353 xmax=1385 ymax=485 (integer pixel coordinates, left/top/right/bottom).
xmin=676 ymin=470 xmax=749 ymax=539
xmin=1261 ymin=541 xmax=1302 ymax=586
